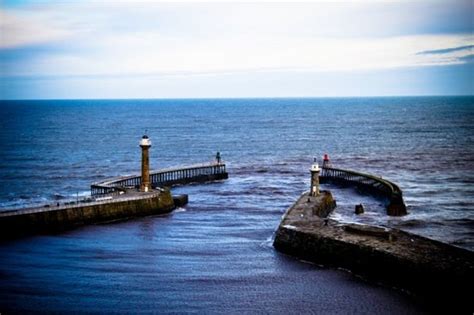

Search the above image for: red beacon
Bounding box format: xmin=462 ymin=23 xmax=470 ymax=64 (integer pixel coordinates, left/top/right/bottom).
xmin=322 ymin=154 xmax=331 ymax=168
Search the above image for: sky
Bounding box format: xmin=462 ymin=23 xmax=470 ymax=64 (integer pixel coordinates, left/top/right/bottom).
xmin=0 ymin=0 xmax=473 ymax=99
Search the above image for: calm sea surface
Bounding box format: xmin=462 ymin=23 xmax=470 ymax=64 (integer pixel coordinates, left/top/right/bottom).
xmin=0 ymin=97 xmax=472 ymax=313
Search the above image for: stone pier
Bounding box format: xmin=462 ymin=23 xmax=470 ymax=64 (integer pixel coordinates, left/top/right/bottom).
xmin=0 ymin=189 xmax=177 ymax=239
xmin=273 ymin=191 xmax=473 ymax=313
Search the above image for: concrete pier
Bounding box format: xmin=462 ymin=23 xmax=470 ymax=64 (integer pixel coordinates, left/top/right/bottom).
xmin=0 ymin=133 xmax=228 ymax=239
xmin=0 ymin=189 xmax=177 ymax=239
xmin=273 ymin=192 xmax=473 ymax=313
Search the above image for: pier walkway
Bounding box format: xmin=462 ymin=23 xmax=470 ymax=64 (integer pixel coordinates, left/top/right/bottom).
xmin=91 ymin=162 xmax=228 ymax=196
xmin=320 ymin=165 xmax=407 ymax=216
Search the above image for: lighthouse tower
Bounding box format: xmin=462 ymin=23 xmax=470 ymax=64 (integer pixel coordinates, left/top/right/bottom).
xmin=310 ymin=158 xmax=320 ymax=196
xmin=139 ymin=134 xmax=152 ymax=192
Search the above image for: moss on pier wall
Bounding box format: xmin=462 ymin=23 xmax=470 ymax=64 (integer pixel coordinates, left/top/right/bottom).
xmin=0 ymin=191 xmax=175 ymax=238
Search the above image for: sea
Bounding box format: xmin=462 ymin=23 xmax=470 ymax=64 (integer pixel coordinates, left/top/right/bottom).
xmin=0 ymin=97 xmax=472 ymax=313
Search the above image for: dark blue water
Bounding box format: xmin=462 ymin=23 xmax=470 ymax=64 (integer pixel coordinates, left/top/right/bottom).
xmin=0 ymin=97 xmax=473 ymax=313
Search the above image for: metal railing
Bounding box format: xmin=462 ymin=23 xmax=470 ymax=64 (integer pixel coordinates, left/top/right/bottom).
xmin=0 ymin=191 xmax=164 ymax=217
xmin=91 ymin=162 xmax=227 ymax=196
xmin=320 ymin=166 xmax=406 ymax=215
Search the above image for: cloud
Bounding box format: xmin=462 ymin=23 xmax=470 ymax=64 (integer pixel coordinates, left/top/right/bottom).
xmin=417 ymin=45 xmax=474 ymax=55
xmin=457 ymin=54 xmax=474 ymax=63
xmin=0 ymin=9 xmax=73 ymax=49
xmin=1 ymin=1 xmax=473 ymax=98
xmin=3 ymin=32 xmax=472 ymax=79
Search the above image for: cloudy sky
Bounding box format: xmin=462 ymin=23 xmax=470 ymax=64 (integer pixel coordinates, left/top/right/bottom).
xmin=0 ymin=0 xmax=473 ymax=99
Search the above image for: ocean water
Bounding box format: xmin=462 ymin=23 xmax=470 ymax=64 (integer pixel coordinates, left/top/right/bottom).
xmin=0 ymin=97 xmax=472 ymax=313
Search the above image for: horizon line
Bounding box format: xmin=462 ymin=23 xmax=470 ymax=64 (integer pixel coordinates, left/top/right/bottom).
xmin=1 ymin=94 xmax=474 ymax=102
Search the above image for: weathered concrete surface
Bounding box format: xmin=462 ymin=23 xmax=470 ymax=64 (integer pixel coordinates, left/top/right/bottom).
xmin=0 ymin=189 xmax=178 ymax=239
xmin=274 ymin=192 xmax=474 ymax=313
xmin=288 ymin=191 xmax=336 ymax=218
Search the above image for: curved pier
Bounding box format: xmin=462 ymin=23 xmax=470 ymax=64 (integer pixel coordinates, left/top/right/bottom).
xmin=274 ymin=157 xmax=472 ymax=312
xmin=320 ymin=166 xmax=407 ymax=216
xmin=273 ymin=191 xmax=473 ymax=313
xmin=91 ymin=162 xmax=228 ymax=196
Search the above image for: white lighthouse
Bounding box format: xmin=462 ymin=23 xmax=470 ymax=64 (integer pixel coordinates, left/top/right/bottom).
xmin=140 ymin=134 xmax=152 ymax=192
xmin=310 ymin=158 xmax=320 ymax=196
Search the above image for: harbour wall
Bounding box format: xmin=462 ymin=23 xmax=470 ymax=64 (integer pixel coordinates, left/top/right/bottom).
xmin=273 ymin=192 xmax=473 ymax=313
xmin=0 ymin=190 xmax=175 ymax=239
